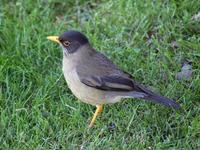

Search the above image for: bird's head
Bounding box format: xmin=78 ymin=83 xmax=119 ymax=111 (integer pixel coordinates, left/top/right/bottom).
xmin=47 ymin=30 xmax=89 ymax=55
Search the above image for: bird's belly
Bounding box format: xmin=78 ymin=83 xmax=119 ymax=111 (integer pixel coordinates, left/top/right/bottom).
xmin=62 ymin=68 xmax=106 ymax=105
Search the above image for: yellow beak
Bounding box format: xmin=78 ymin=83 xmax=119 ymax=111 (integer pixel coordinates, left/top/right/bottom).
xmin=47 ymin=36 xmax=60 ymax=44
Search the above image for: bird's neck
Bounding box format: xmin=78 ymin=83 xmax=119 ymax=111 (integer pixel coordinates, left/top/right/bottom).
xmin=62 ymin=43 xmax=95 ymax=71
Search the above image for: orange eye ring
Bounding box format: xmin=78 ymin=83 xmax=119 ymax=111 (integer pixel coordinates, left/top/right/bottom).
xmin=63 ymin=41 xmax=70 ymax=47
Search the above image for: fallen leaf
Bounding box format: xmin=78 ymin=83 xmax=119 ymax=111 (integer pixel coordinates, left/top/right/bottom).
xmin=177 ymin=61 xmax=192 ymax=80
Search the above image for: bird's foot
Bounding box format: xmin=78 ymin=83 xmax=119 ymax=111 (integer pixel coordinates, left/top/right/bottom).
xmin=89 ymin=105 xmax=103 ymax=128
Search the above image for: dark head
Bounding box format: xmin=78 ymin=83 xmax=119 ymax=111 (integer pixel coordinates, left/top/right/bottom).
xmin=47 ymin=30 xmax=89 ymax=55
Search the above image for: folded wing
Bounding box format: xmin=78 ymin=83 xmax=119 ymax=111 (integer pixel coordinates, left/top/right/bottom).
xmin=80 ymin=75 xmax=135 ymax=91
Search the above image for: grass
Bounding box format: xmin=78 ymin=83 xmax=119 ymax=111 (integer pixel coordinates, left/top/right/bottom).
xmin=0 ymin=0 xmax=200 ymax=149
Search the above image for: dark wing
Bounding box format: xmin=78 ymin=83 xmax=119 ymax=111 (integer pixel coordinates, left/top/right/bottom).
xmin=76 ymin=51 xmax=136 ymax=91
xmin=80 ymin=75 xmax=135 ymax=91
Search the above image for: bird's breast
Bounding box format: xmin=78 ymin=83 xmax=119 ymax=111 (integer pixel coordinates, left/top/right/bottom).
xmin=62 ymin=64 xmax=107 ymax=105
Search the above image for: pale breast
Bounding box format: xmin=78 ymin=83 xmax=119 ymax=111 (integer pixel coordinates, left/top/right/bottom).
xmin=62 ymin=66 xmax=107 ymax=105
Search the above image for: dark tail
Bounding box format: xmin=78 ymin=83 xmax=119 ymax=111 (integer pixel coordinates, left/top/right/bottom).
xmin=144 ymin=93 xmax=180 ymax=109
xmin=133 ymin=83 xmax=181 ymax=109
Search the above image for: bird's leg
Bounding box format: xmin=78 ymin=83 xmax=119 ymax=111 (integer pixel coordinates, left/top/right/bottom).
xmin=89 ymin=105 xmax=103 ymax=128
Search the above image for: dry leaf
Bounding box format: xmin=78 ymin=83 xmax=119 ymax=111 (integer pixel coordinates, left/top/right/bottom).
xmin=177 ymin=61 xmax=192 ymax=80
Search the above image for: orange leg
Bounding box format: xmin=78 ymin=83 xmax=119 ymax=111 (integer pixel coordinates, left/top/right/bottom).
xmin=89 ymin=105 xmax=103 ymax=128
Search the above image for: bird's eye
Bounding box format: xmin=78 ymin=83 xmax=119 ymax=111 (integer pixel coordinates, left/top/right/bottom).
xmin=63 ymin=41 xmax=70 ymax=47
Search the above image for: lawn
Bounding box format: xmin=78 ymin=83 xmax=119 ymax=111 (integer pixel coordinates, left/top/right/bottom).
xmin=0 ymin=0 xmax=200 ymax=149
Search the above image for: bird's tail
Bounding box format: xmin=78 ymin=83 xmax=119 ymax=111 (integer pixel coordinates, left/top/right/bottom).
xmin=143 ymin=93 xmax=180 ymax=109
xmin=130 ymin=84 xmax=181 ymax=109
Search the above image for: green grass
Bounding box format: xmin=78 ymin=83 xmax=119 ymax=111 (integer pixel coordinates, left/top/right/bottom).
xmin=1 ymin=0 xmax=200 ymax=149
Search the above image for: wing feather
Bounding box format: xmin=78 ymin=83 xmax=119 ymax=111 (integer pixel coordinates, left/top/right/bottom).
xmin=80 ymin=75 xmax=134 ymax=91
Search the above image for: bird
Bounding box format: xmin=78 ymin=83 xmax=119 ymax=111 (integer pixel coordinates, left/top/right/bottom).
xmin=47 ymin=30 xmax=180 ymax=128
